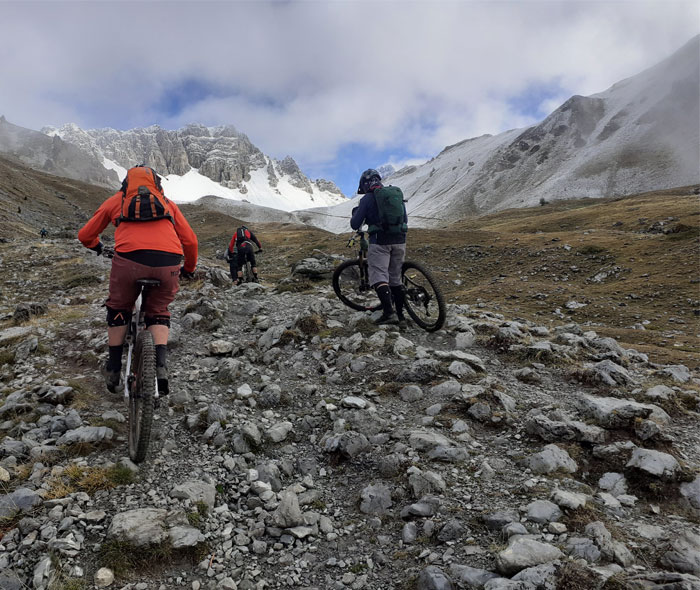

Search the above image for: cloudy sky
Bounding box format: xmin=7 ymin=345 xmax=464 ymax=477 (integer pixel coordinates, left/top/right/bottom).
xmin=1 ymin=0 xmax=698 ymax=195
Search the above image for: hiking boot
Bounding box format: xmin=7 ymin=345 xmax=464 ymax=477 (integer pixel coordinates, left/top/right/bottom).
xmin=253 ymin=277 xmax=260 ymax=283
xmin=375 ymin=312 xmax=399 ymax=326
xmin=101 ymin=364 xmax=123 ymax=394
xmin=397 ymin=316 xmax=408 ymax=329
xmin=235 ymin=279 xmax=243 ymax=286
xmin=157 ymin=365 xmax=169 ymax=395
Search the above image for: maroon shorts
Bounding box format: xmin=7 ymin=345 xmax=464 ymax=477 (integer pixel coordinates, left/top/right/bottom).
xmin=106 ymin=254 xmax=180 ymax=318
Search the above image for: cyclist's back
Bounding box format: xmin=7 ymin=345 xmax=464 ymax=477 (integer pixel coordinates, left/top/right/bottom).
xmin=228 ymin=226 xmax=262 ymax=285
xmin=78 ymin=165 xmax=198 ymax=394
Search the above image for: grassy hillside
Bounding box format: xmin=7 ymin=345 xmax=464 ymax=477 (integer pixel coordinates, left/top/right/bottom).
xmin=1 ymin=154 xmax=697 ymax=367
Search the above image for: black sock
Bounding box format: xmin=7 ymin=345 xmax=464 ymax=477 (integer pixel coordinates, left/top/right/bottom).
xmin=156 ymin=345 xmax=167 ymax=368
xmin=375 ymin=284 xmax=394 ymax=317
xmin=390 ymin=286 xmax=405 ymax=319
xmin=107 ymin=345 xmax=123 ymax=372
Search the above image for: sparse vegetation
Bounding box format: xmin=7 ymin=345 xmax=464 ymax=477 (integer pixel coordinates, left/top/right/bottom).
xmin=45 ymin=464 xmax=135 ymax=499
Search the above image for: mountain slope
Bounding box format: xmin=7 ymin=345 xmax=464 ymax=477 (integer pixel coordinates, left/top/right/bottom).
xmin=0 ymin=116 xmax=118 ymax=188
xmin=305 ymin=36 xmax=700 ymax=230
xmin=42 ymin=123 xmax=346 ymax=212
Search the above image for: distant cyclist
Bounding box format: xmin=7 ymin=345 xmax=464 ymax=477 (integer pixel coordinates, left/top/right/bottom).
xmin=78 ymin=165 xmax=198 ymax=395
xmin=228 ymin=226 xmax=262 ymax=285
xmin=39 ymin=228 xmax=48 ymax=238
xmin=351 ymin=168 xmax=408 ymax=326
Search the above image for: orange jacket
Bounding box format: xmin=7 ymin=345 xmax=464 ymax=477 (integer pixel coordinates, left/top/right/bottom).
xmin=78 ymin=192 xmax=198 ymax=273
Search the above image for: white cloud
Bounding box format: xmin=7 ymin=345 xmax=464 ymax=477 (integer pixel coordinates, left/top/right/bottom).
xmin=0 ymin=0 xmax=698 ymax=168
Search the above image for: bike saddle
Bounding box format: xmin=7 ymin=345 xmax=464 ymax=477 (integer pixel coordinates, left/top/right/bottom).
xmin=136 ymin=279 xmax=161 ymax=287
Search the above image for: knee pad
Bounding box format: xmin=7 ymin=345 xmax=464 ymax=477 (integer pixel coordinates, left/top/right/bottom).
xmin=145 ymin=315 xmax=170 ymax=328
xmin=106 ymin=306 xmax=131 ymax=327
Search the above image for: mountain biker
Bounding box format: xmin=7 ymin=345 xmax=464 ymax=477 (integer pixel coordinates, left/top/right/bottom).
xmin=350 ymin=169 xmax=408 ymax=326
xmin=78 ymin=165 xmax=198 ymax=395
xmin=39 ymin=228 xmax=48 ymax=238
xmin=228 ymin=226 xmax=262 ymax=285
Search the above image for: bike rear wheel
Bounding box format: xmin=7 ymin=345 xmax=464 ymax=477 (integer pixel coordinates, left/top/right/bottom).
xmin=332 ymin=259 xmax=381 ymax=312
xmin=402 ymin=261 xmax=446 ymax=332
xmin=128 ymin=330 xmax=156 ymax=463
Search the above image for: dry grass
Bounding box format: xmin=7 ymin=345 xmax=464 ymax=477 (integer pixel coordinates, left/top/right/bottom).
xmin=45 ymin=464 xmax=135 ymax=499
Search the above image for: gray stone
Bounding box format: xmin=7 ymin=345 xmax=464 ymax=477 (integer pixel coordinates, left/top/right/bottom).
xmin=598 ymin=472 xmax=627 ymax=496
xmin=408 ymin=470 xmax=447 ymax=499
xmin=94 ymin=567 xmax=115 ymax=588
xmin=169 ymin=525 xmax=206 ymax=549
xmin=401 ymin=497 xmax=441 ymax=519
xmin=417 ymin=566 xmax=454 ymax=590
xmin=644 ymin=384 xmax=675 ymax=401
xmin=437 ymin=519 xmax=466 ymax=542
xmin=577 ymin=395 xmax=669 ymax=428
xmin=265 ymin=421 xmax=293 ymax=443
xmin=660 ymin=529 xmax=700 ymax=575
xmin=272 ymin=490 xmax=304 ymax=528
xmin=341 ymin=396 xmax=368 ymax=409
xmin=525 ymin=413 xmax=607 ymax=444
xmin=56 ymin=426 xmax=113 ymax=446
xmin=512 ymin=563 xmax=558 ymax=589
xmin=626 ymin=448 xmax=680 ymax=479
xmin=402 ymin=522 xmax=417 ymax=543
xmin=659 ymin=364 xmax=691 ymax=383
xmin=680 ymin=476 xmax=700 ymax=510
xmin=430 ymin=380 xmax=463 ymax=397
xmin=527 ymin=444 xmax=577 ymax=474
xmin=32 ymin=555 xmax=55 ymax=590
xmin=359 ymin=483 xmax=392 ymax=515
xmin=400 ymin=385 xmax=424 ymax=402
xmin=495 ymin=537 xmax=563 ymax=575
xmin=483 ymin=510 xmax=520 ymax=530
xmin=525 ymin=500 xmax=561 ymax=523
xmin=0 ymin=487 xmax=42 ymax=519
xmin=170 ymin=480 xmax=217 ymax=510
xmin=323 ymin=430 xmax=370 ymax=458
xmin=208 ymin=340 xmax=234 ymax=355
xmin=565 ymin=537 xmax=601 ymax=562
xmin=584 ymin=359 xmax=634 ymax=386
xmin=108 ymin=508 xmax=169 ymax=546
xmin=449 ymin=564 xmax=499 ymax=588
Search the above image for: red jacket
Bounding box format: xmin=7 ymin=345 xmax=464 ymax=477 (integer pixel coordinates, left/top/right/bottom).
xmin=78 ymin=192 xmax=198 ymax=273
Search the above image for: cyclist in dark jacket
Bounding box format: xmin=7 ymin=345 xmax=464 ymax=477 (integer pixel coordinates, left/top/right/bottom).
xmin=228 ymin=226 xmax=262 ymax=285
xmin=350 ymin=169 xmax=407 ymax=326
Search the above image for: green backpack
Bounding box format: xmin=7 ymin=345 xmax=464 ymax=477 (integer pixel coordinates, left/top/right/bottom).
xmin=368 ymin=185 xmax=408 ymax=235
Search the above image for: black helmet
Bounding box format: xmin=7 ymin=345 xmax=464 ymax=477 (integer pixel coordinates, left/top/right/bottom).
xmin=357 ymin=168 xmax=381 ymax=194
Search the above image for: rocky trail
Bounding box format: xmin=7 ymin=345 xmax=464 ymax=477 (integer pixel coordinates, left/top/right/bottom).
xmin=0 ymin=238 xmax=699 ymax=590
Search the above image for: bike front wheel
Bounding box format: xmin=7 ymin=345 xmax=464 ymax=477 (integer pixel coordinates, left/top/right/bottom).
xmin=332 ymin=259 xmax=381 ymax=312
xmin=128 ymin=330 xmax=156 ymax=463
xmin=402 ymin=261 xmax=446 ymax=332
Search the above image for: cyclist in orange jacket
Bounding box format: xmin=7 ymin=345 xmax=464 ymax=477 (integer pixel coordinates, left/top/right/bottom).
xmin=78 ymin=165 xmax=198 ymax=394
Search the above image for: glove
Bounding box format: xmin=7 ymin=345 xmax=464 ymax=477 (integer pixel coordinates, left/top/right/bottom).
xmin=257 ymin=249 xmax=263 ymax=254
xmin=90 ymin=242 xmax=104 ymax=256
xmin=180 ymin=267 xmax=195 ymax=280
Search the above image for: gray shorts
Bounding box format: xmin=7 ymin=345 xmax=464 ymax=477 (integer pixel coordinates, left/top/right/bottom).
xmin=368 ymin=243 xmax=406 ymax=287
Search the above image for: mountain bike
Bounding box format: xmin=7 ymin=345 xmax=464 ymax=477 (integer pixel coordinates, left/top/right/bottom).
xmin=332 ymin=231 xmax=446 ymax=332
xmin=101 ymin=247 xmax=157 ymax=463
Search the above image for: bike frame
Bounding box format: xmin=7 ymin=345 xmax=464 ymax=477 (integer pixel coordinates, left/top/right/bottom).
xmin=348 ymin=231 xmax=372 ymax=293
